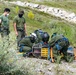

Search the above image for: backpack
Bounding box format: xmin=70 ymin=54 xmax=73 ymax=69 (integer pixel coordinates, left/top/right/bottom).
xmin=34 ymin=29 xmax=44 ymax=38
xmin=55 ymin=36 xmax=69 ymax=51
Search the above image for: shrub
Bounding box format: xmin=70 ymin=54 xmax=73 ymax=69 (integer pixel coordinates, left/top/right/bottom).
xmin=15 ymin=6 xmax=19 ymax=14
xmin=28 ymin=11 xmax=34 ymax=19
xmin=0 ymin=41 xmax=25 ymax=75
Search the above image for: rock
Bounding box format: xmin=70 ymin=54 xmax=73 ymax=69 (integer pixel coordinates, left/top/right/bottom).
xmin=9 ymin=1 xmax=76 ymax=24
xmin=47 ymin=7 xmax=54 ymax=13
xmin=16 ymin=1 xmax=25 ymax=6
xmin=69 ymin=13 xmax=76 ymax=19
xmin=48 ymin=67 xmax=52 ymax=71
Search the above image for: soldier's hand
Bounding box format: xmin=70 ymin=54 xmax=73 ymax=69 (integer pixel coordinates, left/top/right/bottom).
xmin=51 ymin=58 xmax=54 ymax=63
xmin=25 ymin=32 xmax=27 ymax=36
xmin=0 ymin=19 xmax=2 ymax=23
xmin=16 ymin=31 xmax=18 ymax=36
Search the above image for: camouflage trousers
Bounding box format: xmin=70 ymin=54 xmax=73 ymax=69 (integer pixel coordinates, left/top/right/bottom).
xmin=17 ymin=30 xmax=25 ymax=47
xmin=0 ymin=29 xmax=10 ymax=48
xmin=53 ymin=47 xmax=74 ymax=63
xmin=19 ymin=46 xmax=31 ymax=53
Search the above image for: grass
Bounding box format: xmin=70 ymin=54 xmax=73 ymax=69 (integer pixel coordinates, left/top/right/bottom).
xmin=7 ymin=0 xmax=76 ymax=13
xmin=0 ymin=2 xmax=76 ymax=46
xmin=33 ymin=1 xmax=76 ymax=13
xmin=0 ymin=1 xmax=76 ymax=74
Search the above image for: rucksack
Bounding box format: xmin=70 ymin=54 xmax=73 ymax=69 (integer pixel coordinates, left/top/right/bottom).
xmin=55 ymin=36 xmax=69 ymax=51
xmin=34 ymin=29 xmax=44 ymax=38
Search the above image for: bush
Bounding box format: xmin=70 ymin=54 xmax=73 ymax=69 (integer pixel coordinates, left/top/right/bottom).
xmin=15 ymin=6 xmax=19 ymax=14
xmin=0 ymin=41 xmax=25 ymax=75
xmin=28 ymin=11 xmax=34 ymax=19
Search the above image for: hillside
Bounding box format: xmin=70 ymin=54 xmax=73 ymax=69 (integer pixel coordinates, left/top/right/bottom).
xmin=0 ymin=0 xmax=76 ymax=75
xmin=0 ymin=0 xmax=76 ymax=46
xmin=5 ymin=0 xmax=76 ymax=13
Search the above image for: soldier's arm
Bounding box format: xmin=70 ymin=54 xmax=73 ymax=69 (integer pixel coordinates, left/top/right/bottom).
xmin=0 ymin=19 xmax=1 ymax=30
xmin=24 ymin=23 xmax=27 ymax=35
xmin=0 ymin=19 xmax=2 ymax=23
xmin=49 ymin=38 xmax=56 ymax=47
xmin=37 ymin=31 xmax=42 ymax=42
xmin=14 ymin=23 xmax=18 ymax=36
xmin=0 ymin=16 xmax=2 ymax=24
xmin=24 ymin=18 xmax=27 ymax=35
xmin=13 ymin=17 xmax=18 ymax=36
xmin=0 ymin=16 xmax=2 ymax=29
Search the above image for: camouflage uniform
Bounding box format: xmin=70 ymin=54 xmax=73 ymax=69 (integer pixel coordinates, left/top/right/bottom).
xmin=13 ymin=16 xmax=26 ymax=46
xmin=0 ymin=15 xmax=10 ymax=48
xmin=34 ymin=29 xmax=45 ymax=43
xmin=19 ymin=36 xmax=34 ymax=52
xmin=49 ymin=34 xmax=70 ymax=63
xmin=34 ymin=30 xmax=42 ymax=43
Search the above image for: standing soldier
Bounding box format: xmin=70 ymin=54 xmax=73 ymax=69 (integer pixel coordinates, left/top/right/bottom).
xmin=13 ymin=10 xmax=27 ymax=48
xmin=0 ymin=8 xmax=10 ymax=48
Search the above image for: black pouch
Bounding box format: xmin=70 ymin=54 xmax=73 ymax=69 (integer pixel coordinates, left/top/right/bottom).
xmin=17 ymin=28 xmax=24 ymax=31
xmin=0 ymin=27 xmax=1 ymax=32
xmin=3 ymin=26 xmax=10 ymax=35
xmin=7 ymin=30 xmax=10 ymax=35
xmin=1 ymin=26 xmax=8 ymax=31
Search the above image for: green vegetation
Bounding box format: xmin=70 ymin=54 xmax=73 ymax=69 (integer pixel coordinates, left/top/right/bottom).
xmin=0 ymin=40 xmax=29 ymax=75
xmin=0 ymin=2 xmax=76 ymax=45
xmin=5 ymin=0 xmax=76 ymax=13
xmin=15 ymin=6 xmax=20 ymax=14
xmin=0 ymin=1 xmax=76 ymax=74
xmin=28 ymin=11 xmax=35 ymax=19
xmin=34 ymin=1 xmax=76 ymax=13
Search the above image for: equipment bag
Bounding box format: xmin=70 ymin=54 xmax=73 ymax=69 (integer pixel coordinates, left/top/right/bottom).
xmin=34 ymin=29 xmax=44 ymax=38
xmin=55 ymin=37 xmax=69 ymax=51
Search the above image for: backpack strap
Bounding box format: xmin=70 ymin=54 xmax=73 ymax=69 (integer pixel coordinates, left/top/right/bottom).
xmin=48 ymin=47 xmax=54 ymax=63
xmin=50 ymin=48 xmax=54 ymax=62
xmin=55 ymin=43 xmax=62 ymax=50
xmin=48 ymin=47 xmax=50 ymax=60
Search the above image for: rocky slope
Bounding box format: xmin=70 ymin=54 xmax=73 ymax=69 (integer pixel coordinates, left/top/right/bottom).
xmin=8 ymin=1 xmax=76 ymax=24
xmin=5 ymin=46 xmax=76 ymax=75
xmin=0 ymin=1 xmax=76 ymax=75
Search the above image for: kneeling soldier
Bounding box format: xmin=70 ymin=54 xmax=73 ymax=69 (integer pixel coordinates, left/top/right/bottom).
xmin=19 ymin=33 xmax=37 ymax=56
xmin=49 ymin=33 xmax=71 ymax=63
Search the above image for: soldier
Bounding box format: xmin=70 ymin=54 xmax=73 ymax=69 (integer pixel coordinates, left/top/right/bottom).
xmin=13 ymin=10 xmax=27 ymax=48
xmin=19 ymin=33 xmax=37 ymax=57
xmin=49 ymin=33 xmax=70 ymax=63
xmin=34 ymin=29 xmax=43 ymax=43
xmin=0 ymin=8 xmax=10 ymax=48
xmin=32 ymin=29 xmax=46 ymax=43
xmin=19 ymin=33 xmax=37 ymax=56
xmin=32 ymin=32 xmax=50 ymax=58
